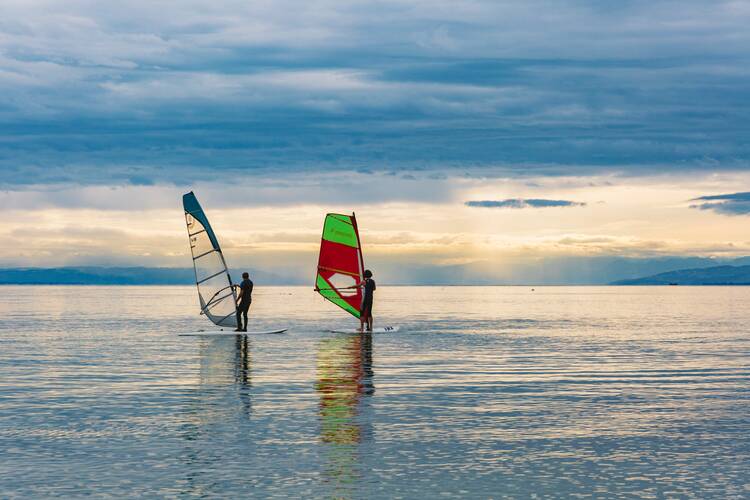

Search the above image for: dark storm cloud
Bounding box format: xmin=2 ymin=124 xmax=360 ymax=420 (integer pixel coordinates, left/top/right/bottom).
xmin=1 ymin=0 xmax=749 ymax=187
xmin=690 ymin=192 xmax=750 ymax=215
xmin=465 ymin=199 xmax=586 ymax=209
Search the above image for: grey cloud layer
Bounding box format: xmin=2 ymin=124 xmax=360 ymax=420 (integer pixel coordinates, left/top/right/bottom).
xmin=690 ymin=192 xmax=750 ymax=215
xmin=1 ymin=0 xmax=749 ymax=186
xmin=465 ymin=199 xmax=586 ymax=209
xmin=0 ymin=171 xmax=457 ymax=210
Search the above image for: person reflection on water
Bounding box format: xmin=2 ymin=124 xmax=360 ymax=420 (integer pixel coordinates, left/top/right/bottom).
xmin=348 ymin=269 xmax=375 ymax=332
xmin=234 ymin=272 xmax=253 ymax=332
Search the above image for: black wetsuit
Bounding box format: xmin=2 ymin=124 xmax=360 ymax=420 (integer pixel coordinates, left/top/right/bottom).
xmin=360 ymin=278 xmax=376 ymax=317
xmin=236 ymin=278 xmax=253 ymax=330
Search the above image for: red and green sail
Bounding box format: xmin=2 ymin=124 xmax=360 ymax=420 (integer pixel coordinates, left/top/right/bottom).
xmin=315 ymin=213 xmax=364 ymax=318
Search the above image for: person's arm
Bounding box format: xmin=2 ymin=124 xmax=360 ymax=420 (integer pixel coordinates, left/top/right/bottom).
xmin=235 ymin=285 xmax=243 ymax=303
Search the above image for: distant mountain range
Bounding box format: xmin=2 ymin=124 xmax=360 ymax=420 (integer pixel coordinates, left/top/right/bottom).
xmin=3 ymin=262 xmax=750 ymax=286
xmin=0 ymin=267 xmax=301 ymax=285
xmin=611 ymin=265 xmax=750 ymax=285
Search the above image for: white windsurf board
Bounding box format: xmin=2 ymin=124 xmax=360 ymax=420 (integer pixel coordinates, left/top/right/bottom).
xmin=329 ymin=326 xmax=400 ymax=334
xmin=178 ymin=329 xmax=288 ymax=337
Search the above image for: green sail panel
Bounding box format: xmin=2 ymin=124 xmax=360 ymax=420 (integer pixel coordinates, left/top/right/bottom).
xmin=322 ymin=215 xmax=358 ymax=248
xmin=317 ymin=274 xmax=361 ymax=318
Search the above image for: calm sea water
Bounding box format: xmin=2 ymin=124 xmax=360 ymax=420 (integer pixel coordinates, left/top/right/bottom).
xmin=1 ymin=286 xmax=748 ymax=498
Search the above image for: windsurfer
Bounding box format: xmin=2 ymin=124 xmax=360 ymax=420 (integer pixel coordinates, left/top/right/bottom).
xmin=355 ymin=270 xmax=376 ymax=332
xmin=234 ymin=272 xmax=253 ymax=332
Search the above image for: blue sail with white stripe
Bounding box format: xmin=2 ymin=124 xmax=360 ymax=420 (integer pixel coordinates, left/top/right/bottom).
xmin=183 ymin=192 xmax=238 ymax=327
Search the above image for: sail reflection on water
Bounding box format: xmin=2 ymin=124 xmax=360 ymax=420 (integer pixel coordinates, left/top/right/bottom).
xmin=179 ymin=337 xmax=253 ymax=497
xmin=197 ymin=337 xmax=252 ymax=387
xmin=315 ymin=333 xmax=374 ymax=494
xmin=191 ymin=337 xmax=253 ymax=423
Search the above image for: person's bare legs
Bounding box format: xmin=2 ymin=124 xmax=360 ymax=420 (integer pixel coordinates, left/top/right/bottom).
xmin=367 ymin=315 xmax=373 ymax=331
xmin=359 ymin=316 xmax=366 ymax=332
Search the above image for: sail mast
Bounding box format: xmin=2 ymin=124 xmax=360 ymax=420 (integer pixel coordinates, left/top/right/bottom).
xmin=351 ymin=211 xmax=365 ymax=285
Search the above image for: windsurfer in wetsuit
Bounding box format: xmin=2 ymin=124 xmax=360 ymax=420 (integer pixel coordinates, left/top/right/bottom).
xmin=357 ymin=270 xmax=376 ymax=332
xmin=234 ymin=272 xmax=253 ymax=332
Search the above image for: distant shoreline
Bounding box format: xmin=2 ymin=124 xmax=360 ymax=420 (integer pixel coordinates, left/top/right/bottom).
xmin=3 ymin=283 xmax=750 ymax=287
xmin=3 ymin=264 xmax=750 ymax=286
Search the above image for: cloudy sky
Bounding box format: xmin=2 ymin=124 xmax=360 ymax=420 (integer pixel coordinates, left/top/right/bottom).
xmin=1 ymin=0 xmax=749 ymax=283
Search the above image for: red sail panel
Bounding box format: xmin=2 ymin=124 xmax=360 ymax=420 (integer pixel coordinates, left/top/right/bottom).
xmin=319 ymin=240 xmax=361 ymax=277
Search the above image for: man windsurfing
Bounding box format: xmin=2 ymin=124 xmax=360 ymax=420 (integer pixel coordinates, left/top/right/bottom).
xmin=234 ymin=272 xmax=253 ymax=332
xmin=356 ymin=269 xmax=376 ymax=332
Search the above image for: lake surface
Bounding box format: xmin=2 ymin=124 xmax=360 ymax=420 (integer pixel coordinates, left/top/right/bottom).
xmin=1 ymin=286 xmax=748 ymax=498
